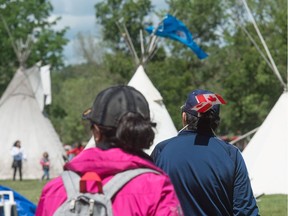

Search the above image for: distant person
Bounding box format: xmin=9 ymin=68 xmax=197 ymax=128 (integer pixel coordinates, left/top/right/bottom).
xmin=151 ymin=89 xmax=259 ymax=216
xmin=36 ymin=85 xmax=182 ymax=215
xmin=40 ymin=152 xmax=50 ymax=180
xmin=66 ymin=141 xmax=84 ymax=160
xmin=62 ymin=144 xmax=72 ymax=162
xmin=11 ymin=140 xmax=26 ymax=181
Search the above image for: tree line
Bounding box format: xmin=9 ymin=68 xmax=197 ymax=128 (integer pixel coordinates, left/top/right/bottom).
xmin=0 ymin=0 xmax=286 ymax=145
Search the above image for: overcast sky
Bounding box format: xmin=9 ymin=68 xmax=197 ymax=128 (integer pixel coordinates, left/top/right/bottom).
xmin=49 ymin=0 xmax=168 ymax=65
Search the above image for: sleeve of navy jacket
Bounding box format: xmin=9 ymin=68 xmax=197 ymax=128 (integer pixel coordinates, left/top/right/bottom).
xmin=232 ymin=149 xmax=259 ymax=215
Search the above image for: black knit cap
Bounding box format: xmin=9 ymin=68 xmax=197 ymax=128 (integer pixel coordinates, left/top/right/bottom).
xmin=82 ymin=85 xmax=150 ymax=127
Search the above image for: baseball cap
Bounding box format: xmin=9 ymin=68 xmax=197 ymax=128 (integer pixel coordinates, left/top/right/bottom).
xmin=181 ymin=89 xmax=226 ymax=116
xmin=82 ymin=85 xmax=150 ymax=128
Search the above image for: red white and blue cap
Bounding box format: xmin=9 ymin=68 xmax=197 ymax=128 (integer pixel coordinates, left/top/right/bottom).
xmin=181 ymin=89 xmax=226 ymax=116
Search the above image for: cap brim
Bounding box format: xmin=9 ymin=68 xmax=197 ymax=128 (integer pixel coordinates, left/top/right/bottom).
xmin=82 ymin=108 xmax=92 ymax=120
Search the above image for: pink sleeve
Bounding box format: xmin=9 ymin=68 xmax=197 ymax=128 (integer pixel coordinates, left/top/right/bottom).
xmin=154 ymin=176 xmax=183 ymax=216
xmin=35 ymin=177 xmax=67 ymax=216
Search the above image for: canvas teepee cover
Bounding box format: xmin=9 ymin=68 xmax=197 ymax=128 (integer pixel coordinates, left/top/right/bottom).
xmin=0 ymin=65 xmax=65 ymax=179
xmin=85 ymin=65 xmax=178 ymax=155
xmin=242 ymin=91 xmax=288 ymax=195
xmin=128 ymin=65 xmax=178 ymax=154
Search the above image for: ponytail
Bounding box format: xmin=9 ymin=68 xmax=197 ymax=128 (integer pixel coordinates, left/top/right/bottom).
xmin=116 ymin=112 xmax=155 ymax=152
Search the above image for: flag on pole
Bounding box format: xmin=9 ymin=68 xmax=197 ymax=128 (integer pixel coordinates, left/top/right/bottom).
xmin=191 ymin=94 xmax=226 ymax=113
xmin=146 ymin=14 xmax=208 ymax=59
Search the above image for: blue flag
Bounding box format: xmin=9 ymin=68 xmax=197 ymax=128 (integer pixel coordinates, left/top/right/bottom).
xmin=146 ymin=14 xmax=208 ymax=59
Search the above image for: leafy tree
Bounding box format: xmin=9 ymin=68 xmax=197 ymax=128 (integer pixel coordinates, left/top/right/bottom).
xmin=48 ymin=62 xmax=116 ymax=144
xmin=145 ymin=0 xmax=227 ymax=130
xmin=217 ymin=0 xmax=287 ymax=134
xmin=0 ymin=0 xmax=68 ymax=95
xmin=94 ymin=0 xmax=155 ymax=81
xmin=92 ymin=0 xmax=229 ymax=132
xmin=152 ymin=0 xmax=287 ymax=136
xmin=95 ymin=0 xmax=153 ymax=53
xmin=65 ymin=0 xmax=286 ymax=140
xmin=47 ymin=33 xmax=124 ymax=144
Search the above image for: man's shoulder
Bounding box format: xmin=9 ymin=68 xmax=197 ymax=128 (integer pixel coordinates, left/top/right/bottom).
xmin=155 ymin=136 xmax=180 ymax=149
xmin=215 ymin=137 xmax=240 ymax=151
xmin=213 ymin=137 xmax=242 ymax=162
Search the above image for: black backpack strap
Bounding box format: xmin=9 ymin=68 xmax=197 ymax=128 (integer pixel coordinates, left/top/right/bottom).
xmin=61 ymin=170 xmax=81 ymax=199
xmin=103 ymin=168 xmax=160 ymax=199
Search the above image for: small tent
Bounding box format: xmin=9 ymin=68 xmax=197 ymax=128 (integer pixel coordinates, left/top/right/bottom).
xmin=242 ymin=91 xmax=288 ymax=195
xmin=128 ymin=65 xmax=178 ymax=154
xmin=0 ymin=65 xmax=65 ymax=179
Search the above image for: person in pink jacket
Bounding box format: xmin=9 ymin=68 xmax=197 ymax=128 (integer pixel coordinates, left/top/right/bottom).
xmin=36 ymin=85 xmax=182 ymax=216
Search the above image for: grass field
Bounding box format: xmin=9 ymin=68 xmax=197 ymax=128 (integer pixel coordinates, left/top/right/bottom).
xmin=0 ymin=180 xmax=287 ymax=215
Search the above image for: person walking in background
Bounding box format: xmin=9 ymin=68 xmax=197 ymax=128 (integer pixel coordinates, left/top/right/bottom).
xmin=66 ymin=141 xmax=84 ymax=161
xmin=11 ymin=140 xmax=26 ymax=181
xmin=40 ymin=152 xmax=50 ymax=180
xmin=151 ymin=89 xmax=259 ymax=216
xmin=36 ymin=85 xmax=182 ymax=216
xmin=62 ymin=143 xmax=72 ymax=162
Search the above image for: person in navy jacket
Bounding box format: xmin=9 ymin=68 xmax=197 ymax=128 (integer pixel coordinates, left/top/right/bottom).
xmin=151 ymin=89 xmax=259 ymax=216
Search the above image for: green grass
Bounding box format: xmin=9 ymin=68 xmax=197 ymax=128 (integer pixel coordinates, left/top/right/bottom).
xmin=0 ymin=180 xmax=47 ymax=204
xmin=257 ymin=194 xmax=288 ymax=216
xmin=0 ymin=180 xmax=287 ymax=215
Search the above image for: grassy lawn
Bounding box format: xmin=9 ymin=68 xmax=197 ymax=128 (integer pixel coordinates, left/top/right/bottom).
xmin=0 ymin=180 xmax=287 ymax=215
xmin=257 ymin=194 xmax=288 ymax=216
xmin=0 ymin=180 xmax=47 ymax=205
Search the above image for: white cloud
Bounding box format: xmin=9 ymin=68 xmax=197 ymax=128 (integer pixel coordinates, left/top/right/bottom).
xmin=49 ymin=0 xmax=100 ymax=16
xmin=49 ymin=14 xmax=99 ymax=40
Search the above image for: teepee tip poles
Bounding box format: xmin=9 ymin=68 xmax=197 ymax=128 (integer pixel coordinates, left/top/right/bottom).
xmin=240 ymin=0 xmax=287 ymax=90
xmin=0 ymin=14 xmax=33 ymax=68
xmin=116 ymin=20 xmax=140 ymax=66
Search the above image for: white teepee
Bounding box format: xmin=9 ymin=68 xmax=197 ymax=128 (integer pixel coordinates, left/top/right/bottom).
xmin=0 ymin=65 xmax=65 ymax=179
xmin=84 ymin=65 xmax=178 ymax=155
xmin=85 ymin=23 xmax=178 ymax=154
xmin=242 ymin=91 xmax=288 ymax=195
xmin=128 ymin=65 xmax=177 ymax=154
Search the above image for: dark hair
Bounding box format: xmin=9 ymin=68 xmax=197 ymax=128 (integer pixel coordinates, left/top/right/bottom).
xmin=96 ymin=112 xmax=155 ymax=154
xmin=13 ymin=140 xmax=20 ymax=147
xmin=185 ymin=110 xmax=220 ymax=133
xmin=116 ymin=112 xmax=155 ymax=152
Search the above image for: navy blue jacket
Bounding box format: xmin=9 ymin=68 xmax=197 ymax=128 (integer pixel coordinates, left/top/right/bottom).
xmin=151 ymin=130 xmax=259 ymax=216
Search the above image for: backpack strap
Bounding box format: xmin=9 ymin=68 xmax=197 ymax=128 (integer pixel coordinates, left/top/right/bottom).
xmin=103 ymin=168 xmax=160 ymax=199
xmin=61 ymin=170 xmax=81 ymax=199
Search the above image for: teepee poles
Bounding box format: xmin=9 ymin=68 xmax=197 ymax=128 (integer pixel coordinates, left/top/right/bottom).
xmin=240 ymin=0 xmax=286 ymax=90
xmin=116 ymin=20 xmax=140 ymax=65
xmin=140 ymin=29 xmax=145 ymax=60
xmin=0 ymin=15 xmax=33 ymax=68
xmin=233 ymin=19 xmax=274 ymax=72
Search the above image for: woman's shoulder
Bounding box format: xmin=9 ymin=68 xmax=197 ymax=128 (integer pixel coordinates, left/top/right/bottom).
xmin=120 ymin=168 xmax=172 ymax=194
xmin=41 ymin=176 xmax=65 ymax=194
